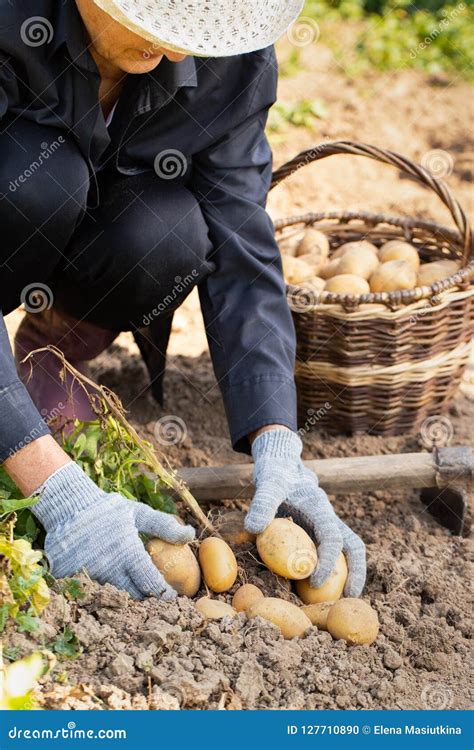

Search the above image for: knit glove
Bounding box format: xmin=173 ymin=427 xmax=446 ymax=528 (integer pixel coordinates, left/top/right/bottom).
xmin=245 ymin=429 xmax=366 ymax=597
xmin=32 ymin=462 xmax=195 ymax=600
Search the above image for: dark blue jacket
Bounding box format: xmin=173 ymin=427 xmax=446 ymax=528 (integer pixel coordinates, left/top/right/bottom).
xmin=0 ymin=0 xmax=297 ymax=458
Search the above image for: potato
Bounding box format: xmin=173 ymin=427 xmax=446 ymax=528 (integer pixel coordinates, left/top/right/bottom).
xmin=296 ymin=228 xmax=330 ymax=265
xmin=295 ymin=553 xmax=348 ymax=604
xmin=379 ymin=240 xmax=420 ymax=270
xmin=417 ymin=259 xmax=460 ymax=286
xmin=324 ymin=274 xmax=370 ymax=295
xmin=232 ymin=584 xmax=264 ymax=612
xmin=302 ymin=601 xmax=333 ymax=630
xmin=336 ymin=247 xmax=379 ymax=279
xmin=326 ymin=598 xmax=379 ymax=645
xmin=198 ymin=537 xmax=238 ymax=593
xmin=281 ymin=255 xmax=314 ymax=285
xmin=319 ymin=257 xmax=342 ymax=279
xmin=369 ymin=260 xmax=417 ymax=293
xmin=332 ymin=240 xmax=378 ymax=260
xmin=247 ymin=597 xmax=312 ymax=639
xmin=256 ymin=518 xmax=317 ymax=580
xmin=146 ymin=538 xmax=201 ymax=597
xmin=305 ymin=276 xmax=326 ymax=292
xmin=218 ymin=510 xmax=256 ymax=547
xmin=195 ymin=597 xmax=237 ymax=620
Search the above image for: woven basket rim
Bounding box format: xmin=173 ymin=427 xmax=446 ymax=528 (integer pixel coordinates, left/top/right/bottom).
xmin=276 ymin=209 xmax=474 ymax=311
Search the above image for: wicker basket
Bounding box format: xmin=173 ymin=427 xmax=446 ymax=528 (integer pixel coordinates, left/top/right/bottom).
xmin=270 ymin=141 xmax=474 ymax=435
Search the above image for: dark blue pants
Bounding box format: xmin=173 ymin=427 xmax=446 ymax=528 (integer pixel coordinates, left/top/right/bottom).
xmin=0 ymin=116 xmax=214 ymax=327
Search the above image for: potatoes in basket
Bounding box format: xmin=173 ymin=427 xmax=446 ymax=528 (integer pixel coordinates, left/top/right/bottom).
xmin=332 ymin=240 xmax=378 ymax=260
xmin=417 ymin=259 xmax=460 ymax=286
xmin=379 ymin=240 xmax=420 ymax=270
xmin=324 ymin=275 xmax=370 ymax=295
xmin=281 ymin=254 xmax=314 ymax=285
xmin=319 ymin=257 xmax=342 ymax=279
xmin=369 ymin=260 xmax=417 ymax=293
xmin=336 ymin=247 xmax=379 ymax=280
xmin=296 ymin=228 xmax=330 ymax=265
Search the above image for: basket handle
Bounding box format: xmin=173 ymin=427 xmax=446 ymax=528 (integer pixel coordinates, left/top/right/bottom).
xmin=270 ymin=140 xmax=472 ymax=262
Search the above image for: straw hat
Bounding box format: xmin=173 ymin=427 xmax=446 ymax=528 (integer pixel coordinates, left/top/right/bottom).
xmin=94 ymin=0 xmax=305 ymax=57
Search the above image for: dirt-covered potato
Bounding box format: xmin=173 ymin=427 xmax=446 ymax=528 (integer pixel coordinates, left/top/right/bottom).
xmin=256 ymin=518 xmax=317 ymax=580
xmin=195 ymin=597 xmax=237 ymax=620
xmin=336 ymin=247 xmax=379 ymax=279
xmin=281 ymin=255 xmax=314 ymax=285
xmin=232 ymin=584 xmax=264 ymax=613
xmin=417 ymin=259 xmax=460 ymax=286
xmin=324 ymin=274 xmax=370 ymax=295
xmin=218 ymin=510 xmax=256 ymax=547
xmin=295 ymin=553 xmax=348 ymax=604
xmin=302 ymin=601 xmax=334 ymax=630
xmin=247 ymin=597 xmax=312 ymax=639
xmin=369 ymin=260 xmax=417 ymax=293
xmin=198 ymin=537 xmax=238 ymax=593
xmin=326 ymin=598 xmax=379 ymax=645
xmin=146 ymin=538 xmax=201 ymax=597
xmin=379 ymin=240 xmax=420 ymax=270
xmin=296 ymin=228 xmax=330 ymax=265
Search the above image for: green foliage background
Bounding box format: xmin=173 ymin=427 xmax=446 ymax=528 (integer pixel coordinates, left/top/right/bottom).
xmin=303 ymin=0 xmax=473 ymax=79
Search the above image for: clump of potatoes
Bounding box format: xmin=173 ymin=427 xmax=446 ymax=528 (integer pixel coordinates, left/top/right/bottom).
xmin=279 ymin=228 xmax=461 ymax=299
xmin=146 ymin=513 xmax=379 ymax=646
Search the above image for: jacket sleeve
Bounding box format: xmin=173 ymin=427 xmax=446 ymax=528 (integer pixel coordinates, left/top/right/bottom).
xmin=191 ymin=53 xmax=297 ymax=454
xmin=0 ymin=311 xmax=50 ymax=463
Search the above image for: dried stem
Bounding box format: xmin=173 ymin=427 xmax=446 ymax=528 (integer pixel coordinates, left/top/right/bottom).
xmin=22 ymin=346 xmax=214 ymax=532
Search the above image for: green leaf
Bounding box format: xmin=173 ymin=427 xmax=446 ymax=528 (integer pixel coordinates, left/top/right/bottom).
xmin=0 ymin=603 xmax=11 ymax=632
xmin=15 ymin=611 xmax=40 ymax=633
xmin=0 ymin=497 xmax=37 ymax=519
xmin=49 ymin=626 xmax=80 ymax=659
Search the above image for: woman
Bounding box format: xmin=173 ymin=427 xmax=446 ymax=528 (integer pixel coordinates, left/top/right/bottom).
xmin=0 ymin=0 xmax=366 ymax=600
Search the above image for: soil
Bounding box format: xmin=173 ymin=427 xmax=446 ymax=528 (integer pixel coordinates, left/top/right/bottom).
xmin=4 ymin=43 xmax=473 ymax=710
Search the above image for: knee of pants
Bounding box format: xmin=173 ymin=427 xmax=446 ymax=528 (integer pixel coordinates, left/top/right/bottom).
xmin=0 ymin=118 xmax=89 ymax=296
xmin=59 ymin=180 xmax=214 ymax=329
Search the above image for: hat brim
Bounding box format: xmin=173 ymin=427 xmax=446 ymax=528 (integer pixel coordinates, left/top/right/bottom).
xmin=93 ymin=0 xmax=305 ymax=57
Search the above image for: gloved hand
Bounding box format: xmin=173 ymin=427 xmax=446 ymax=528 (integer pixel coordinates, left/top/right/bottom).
xmin=245 ymin=429 xmax=366 ymax=597
xmin=32 ymin=462 xmax=195 ymax=600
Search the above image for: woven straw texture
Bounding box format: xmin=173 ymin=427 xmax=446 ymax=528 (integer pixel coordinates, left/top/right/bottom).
xmin=94 ymin=0 xmax=304 ymax=57
xmin=270 ymin=141 xmax=474 ymax=436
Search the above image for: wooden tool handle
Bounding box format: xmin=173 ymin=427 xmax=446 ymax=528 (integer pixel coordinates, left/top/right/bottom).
xmin=176 ymin=449 xmax=473 ymax=501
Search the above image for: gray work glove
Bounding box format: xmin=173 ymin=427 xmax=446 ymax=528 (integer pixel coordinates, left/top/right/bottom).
xmin=32 ymin=462 xmax=195 ymax=600
xmin=245 ymin=429 xmax=366 ymax=596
